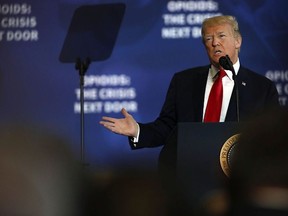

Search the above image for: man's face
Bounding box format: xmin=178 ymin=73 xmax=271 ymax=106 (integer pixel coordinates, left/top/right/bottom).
xmin=202 ymin=23 xmax=241 ymax=67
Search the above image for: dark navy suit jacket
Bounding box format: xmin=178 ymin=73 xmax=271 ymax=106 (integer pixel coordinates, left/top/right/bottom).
xmin=128 ymin=64 xmax=279 ymax=207
xmin=130 ymin=65 xmax=279 ymax=150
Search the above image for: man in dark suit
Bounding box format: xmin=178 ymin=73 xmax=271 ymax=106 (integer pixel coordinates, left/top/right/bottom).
xmin=99 ymin=15 xmax=279 ymax=150
xmin=100 ymin=15 xmax=279 ymax=215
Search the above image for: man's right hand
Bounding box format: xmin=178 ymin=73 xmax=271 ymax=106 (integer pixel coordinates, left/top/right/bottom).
xmin=99 ymin=108 xmax=138 ymax=137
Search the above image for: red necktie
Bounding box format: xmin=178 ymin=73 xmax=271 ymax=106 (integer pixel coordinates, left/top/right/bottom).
xmin=204 ymin=69 xmax=227 ymax=122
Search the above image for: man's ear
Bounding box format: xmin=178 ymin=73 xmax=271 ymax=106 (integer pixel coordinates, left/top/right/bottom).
xmin=235 ymin=35 xmax=242 ymax=49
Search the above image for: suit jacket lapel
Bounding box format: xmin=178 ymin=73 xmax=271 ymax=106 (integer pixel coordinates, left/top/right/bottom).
xmin=225 ymin=66 xmax=248 ymax=122
xmin=193 ymin=68 xmax=209 ymax=122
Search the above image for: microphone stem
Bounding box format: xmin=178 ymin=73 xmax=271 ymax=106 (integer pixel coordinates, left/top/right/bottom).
xmin=235 ymin=79 xmax=240 ymax=122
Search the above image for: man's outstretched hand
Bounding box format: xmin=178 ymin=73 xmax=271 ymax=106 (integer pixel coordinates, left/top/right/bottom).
xmin=99 ymin=108 xmax=138 ymax=137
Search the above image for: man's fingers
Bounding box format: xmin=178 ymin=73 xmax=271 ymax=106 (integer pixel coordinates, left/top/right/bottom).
xmin=100 ymin=121 xmax=123 ymax=135
xmin=100 ymin=121 xmax=117 ymax=132
xmin=101 ymin=116 xmax=116 ymax=123
xmin=121 ymin=108 xmax=129 ymax=117
xmin=99 ymin=119 xmax=114 ymax=127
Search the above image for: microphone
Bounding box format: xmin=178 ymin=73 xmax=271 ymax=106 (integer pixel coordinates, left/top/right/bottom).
xmin=219 ymin=55 xmax=240 ymax=122
xmin=219 ymin=55 xmax=236 ymax=80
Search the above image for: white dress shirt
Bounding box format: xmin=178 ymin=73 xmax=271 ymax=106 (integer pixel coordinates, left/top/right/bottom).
xmin=202 ymin=59 xmax=240 ymax=122
xmin=132 ymin=59 xmax=240 ymax=144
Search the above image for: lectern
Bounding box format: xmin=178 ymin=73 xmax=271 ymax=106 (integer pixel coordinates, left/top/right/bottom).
xmin=177 ymin=122 xmax=241 ymax=213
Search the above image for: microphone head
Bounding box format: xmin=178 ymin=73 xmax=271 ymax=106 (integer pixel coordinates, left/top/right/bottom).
xmin=219 ymin=56 xmax=231 ymax=70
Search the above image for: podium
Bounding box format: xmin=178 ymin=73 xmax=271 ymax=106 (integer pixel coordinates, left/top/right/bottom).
xmin=176 ymin=122 xmax=241 ymax=213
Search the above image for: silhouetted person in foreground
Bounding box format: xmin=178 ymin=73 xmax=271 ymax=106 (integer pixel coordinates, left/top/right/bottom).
xmin=228 ymin=107 xmax=288 ymax=216
xmin=0 ymin=124 xmax=84 ymax=216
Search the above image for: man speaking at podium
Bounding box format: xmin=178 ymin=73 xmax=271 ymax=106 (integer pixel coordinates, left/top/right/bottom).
xmin=100 ymin=15 xmax=279 ymax=154
xmin=99 ymin=14 xmax=279 ymax=214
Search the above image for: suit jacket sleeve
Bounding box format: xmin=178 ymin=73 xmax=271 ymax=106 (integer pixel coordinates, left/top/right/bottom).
xmin=225 ymin=66 xmax=280 ymax=121
xmin=129 ymin=74 xmax=178 ymax=149
xmin=128 ymin=66 xmax=209 ymax=149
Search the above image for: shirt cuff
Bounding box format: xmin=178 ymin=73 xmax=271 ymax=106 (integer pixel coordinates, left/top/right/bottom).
xmin=131 ymin=123 xmax=140 ymax=147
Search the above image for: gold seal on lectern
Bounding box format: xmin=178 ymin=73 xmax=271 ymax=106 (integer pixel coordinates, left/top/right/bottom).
xmin=219 ymin=134 xmax=240 ymax=177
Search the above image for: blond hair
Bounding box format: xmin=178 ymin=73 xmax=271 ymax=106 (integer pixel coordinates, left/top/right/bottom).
xmin=201 ymin=15 xmax=241 ymax=41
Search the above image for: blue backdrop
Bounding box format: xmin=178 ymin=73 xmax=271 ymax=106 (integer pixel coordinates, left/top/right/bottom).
xmin=0 ymin=0 xmax=287 ymax=172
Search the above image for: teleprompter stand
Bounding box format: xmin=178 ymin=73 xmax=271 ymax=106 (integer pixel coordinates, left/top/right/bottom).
xmin=59 ymin=3 xmax=126 ymax=165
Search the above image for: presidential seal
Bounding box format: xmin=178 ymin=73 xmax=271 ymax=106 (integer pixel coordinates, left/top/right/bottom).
xmin=219 ymin=134 xmax=240 ymax=177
